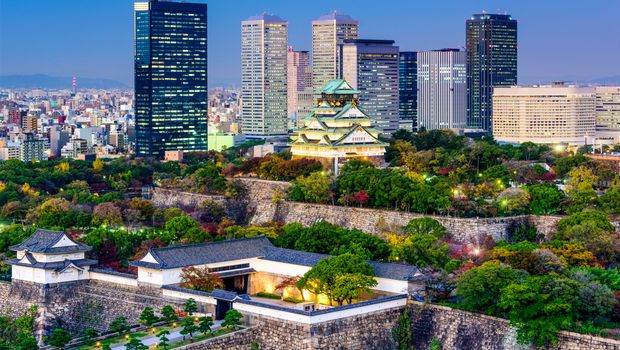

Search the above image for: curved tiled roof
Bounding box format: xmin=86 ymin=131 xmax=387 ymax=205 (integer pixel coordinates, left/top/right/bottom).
xmin=10 ymin=229 xmax=91 ymax=254
xmin=130 ymin=236 xmax=421 ymax=281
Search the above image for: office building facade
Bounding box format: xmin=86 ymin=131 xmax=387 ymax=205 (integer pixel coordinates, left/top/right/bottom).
xmin=399 ymin=51 xmax=417 ymax=131
xmin=466 ymin=13 xmax=517 ymax=132
xmin=417 ymin=49 xmax=467 ymax=131
xmin=492 ymin=85 xmax=596 ymax=146
xmin=312 ymin=12 xmax=358 ymax=93
xmin=595 ymin=86 xmax=620 ymax=143
xmin=342 ymin=39 xmax=400 ymax=133
xmin=241 ymin=14 xmax=288 ymax=136
xmin=287 ymin=47 xmax=313 ymax=127
xmin=134 ymin=0 xmax=208 ymax=158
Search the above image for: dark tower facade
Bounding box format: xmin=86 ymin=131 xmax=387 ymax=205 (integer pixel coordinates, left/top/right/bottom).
xmin=399 ymin=51 xmax=417 ymax=131
xmin=466 ymin=13 xmax=517 ymax=132
xmin=134 ymin=0 xmax=208 ymax=158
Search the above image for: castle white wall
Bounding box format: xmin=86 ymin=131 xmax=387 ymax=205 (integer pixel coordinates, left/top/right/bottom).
xmin=90 ymin=271 xmax=138 ymax=287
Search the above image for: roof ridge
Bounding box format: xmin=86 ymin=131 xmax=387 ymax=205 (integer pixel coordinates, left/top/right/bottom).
xmin=150 ymin=236 xmax=273 ymax=253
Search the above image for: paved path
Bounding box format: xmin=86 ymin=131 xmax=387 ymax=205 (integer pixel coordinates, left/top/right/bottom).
xmin=109 ymin=320 xmax=224 ymax=350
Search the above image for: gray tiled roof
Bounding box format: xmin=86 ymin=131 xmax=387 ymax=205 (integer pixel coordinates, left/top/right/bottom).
xmin=6 ymin=258 xmax=98 ymax=271
xmin=130 ymin=236 xmax=421 ymax=281
xmin=130 ymin=237 xmax=272 ymax=269
xmin=10 ymin=229 xmax=91 ymax=254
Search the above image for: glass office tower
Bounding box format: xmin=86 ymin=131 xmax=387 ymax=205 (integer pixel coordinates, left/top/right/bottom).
xmin=466 ymin=13 xmax=517 ymax=133
xmin=134 ymin=0 xmax=208 ymax=158
xmin=399 ymin=52 xmax=417 ymax=131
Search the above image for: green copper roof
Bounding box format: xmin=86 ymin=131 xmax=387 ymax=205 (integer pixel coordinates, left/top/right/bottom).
xmin=315 ymin=79 xmax=360 ymax=95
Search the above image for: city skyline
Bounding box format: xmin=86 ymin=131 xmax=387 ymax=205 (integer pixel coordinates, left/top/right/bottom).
xmin=1 ymin=0 xmax=619 ymax=87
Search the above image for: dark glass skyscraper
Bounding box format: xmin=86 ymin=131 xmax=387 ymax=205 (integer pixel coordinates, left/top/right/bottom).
xmin=134 ymin=0 xmax=208 ymax=158
xmin=399 ymin=51 xmax=417 ymax=131
xmin=466 ymin=13 xmax=517 ymax=132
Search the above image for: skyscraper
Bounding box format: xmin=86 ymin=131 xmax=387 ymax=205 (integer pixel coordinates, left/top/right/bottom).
xmin=341 ymin=39 xmax=400 ymax=133
xmin=134 ymin=0 xmax=208 ymax=158
xmin=287 ymin=47 xmax=312 ymax=127
xmin=312 ymin=12 xmax=358 ymax=93
xmin=399 ymin=52 xmax=418 ymax=131
xmin=241 ymin=13 xmax=288 ymax=137
xmin=417 ymin=49 xmax=467 ymax=131
xmin=466 ymin=13 xmax=518 ymax=132
xmin=595 ymin=87 xmax=620 ymax=143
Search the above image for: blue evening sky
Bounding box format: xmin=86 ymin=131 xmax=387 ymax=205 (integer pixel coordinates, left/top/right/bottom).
xmin=0 ymin=0 xmax=618 ymax=87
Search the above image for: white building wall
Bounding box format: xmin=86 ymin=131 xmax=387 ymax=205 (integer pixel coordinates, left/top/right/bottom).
xmin=90 ymin=271 xmax=138 ymax=287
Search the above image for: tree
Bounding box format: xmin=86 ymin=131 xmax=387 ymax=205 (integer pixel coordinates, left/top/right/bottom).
xmin=165 ymin=216 xmax=200 ymax=242
xmin=403 ymin=218 xmax=447 ymax=238
xmin=157 ymin=330 xmax=170 ymax=350
xmin=180 ymin=317 xmax=198 ymax=340
xmin=161 ymin=305 xmax=178 ymax=322
xmin=569 ymin=269 xmax=616 ymax=322
xmin=275 ymin=276 xmax=304 ymax=301
xmin=297 ymin=254 xmax=375 ymax=304
xmin=526 ymin=184 xmax=565 ymax=215
xmin=499 ymin=274 xmax=579 ymax=346
xmin=331 ymin=273 xmax=377 ymax=305
xmin=288 ymin=172 xmax=332 ymax=204
xmin=198 ymin=316 xmax=214 ymax=334
xmin=18 ymin=336 xmax=38 ymax=350
xmin=180 ymin=267 xmax=223 ymax=292
xmin=395 ymin=234 xmax=450 ymax=269
xmin=125 ymin=338 xmax=148 ymax=350
xmin=600 ymin=186 xmax=620 ymax=215
xmin=183 ymin=298 xmax=198 ymax=316
xmin=109 ymin=316 xmax=130 ymax=334
xmin=456 ymin=262 xmax=527 ymax=316
xmin=222 ymin=309 xmax=243 ymax=330
xmin=82 ymin=328 xmax=100 ymax=345
xmin=138 ymin=307 xmax=159 ymax=327
xmin=48 ymin=328 xmax=71 ymax=349
xmin=496 ymin=188 xmax=530 ymax=215
xmin=392 ymin=308 xmax=413 ymax=350
xmin=92 ymin=202 xmax=123 ymax=227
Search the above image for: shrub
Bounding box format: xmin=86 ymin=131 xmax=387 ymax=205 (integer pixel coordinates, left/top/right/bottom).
xmin=255 ymin=292 xmax=281 ymax=300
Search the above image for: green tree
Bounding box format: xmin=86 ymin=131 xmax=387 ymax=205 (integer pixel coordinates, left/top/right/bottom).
xmin=48 ymin=328 xmax=71 ymax=349
xmin=161 ymin=305 xmax=178 ymax=322
xmin=109 ymin=316 xmax=130 ymax=335
xmin=599 ymin=186 xmax=620 ymax=215
xmin=395 ymin=234 xmax=450 ymax=269
xmin=180 ymin=318 xmax=198 ymax=340
xmin=183 ymin=298 xmax=197 ymax=316
xmin=526 ymin=184 xmax=565 ymax=215
xmin=288 ymin=172 xmax=332 ymax=204
xmin=18 ymin=336 xmax=38 ymax=350
xmin=125 ymin=338 xmax=148 ymax=350
xmin=403 ymin=218 xmax=447 ymax=238
xmin=456 ymin=262 xmax=527 ymax=316
xmin=198 ymin=316 xmax=214 ymax=334
xmin=297 ymin=254 xmax=375 ymax=304
xmin=499 ymin=274 xmax=579 ymax=346
xmin=157 ymin=330 xmax=170 ymax=350
xmin=165 ymin=216 xmax=200 ymax=242
xmin=392 ymin=308 xmax=413 ymax=350
xmin=221 ymin=309 xmax=243 ymax=330
xmin=330 ymin=273 xmax=377 ymax=305
xmin=82 ymin=328 xmax=100 ymax=345
xmin=138 ymin=307 xmax=159 ymax=327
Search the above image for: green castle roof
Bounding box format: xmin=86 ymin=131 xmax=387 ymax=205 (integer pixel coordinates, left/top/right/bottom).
xmin=315 ymin=79 xmax=360 ymax=95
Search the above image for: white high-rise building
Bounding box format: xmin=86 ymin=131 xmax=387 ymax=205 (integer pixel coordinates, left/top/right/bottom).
xmin=595 ymin=86 xmax=620 ymax=143
xmin=342 ymin=39 xmax=400 ymax=133
xmin=492 ymin=84 xmax=597 ymax=145
xmin=312 ymin=12 xmax=358 ymax=93
xmin=241 ymin=13 xmax=288 ymax=136
xmin=417 ymin=49 xmax=467 ymax=130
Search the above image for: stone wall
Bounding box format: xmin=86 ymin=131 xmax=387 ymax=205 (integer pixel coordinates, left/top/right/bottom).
xmin=173 ymin=328 xmax=259 ymax=350
xmin=408 ymin=302 xmax=620 ymax=350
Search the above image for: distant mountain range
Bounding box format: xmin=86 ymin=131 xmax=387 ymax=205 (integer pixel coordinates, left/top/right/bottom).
xmin=0 ymin=74 xmax=129 ymax=89
xmin=589 ymin=76 xmax=620 ymax=85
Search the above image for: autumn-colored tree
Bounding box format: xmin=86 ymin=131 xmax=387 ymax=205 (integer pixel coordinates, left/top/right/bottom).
xmin=275 ymin=276 xmax=304 ymax=300
xmin=180 ymin=266 xmax=223 ymax=292
xmin=92 ymin=202 xmax=123 ymax=227
xmin=352 ymin=190 xmax=370 ymax=207
xmin=92 ymin=158 xmax=105 ymax=172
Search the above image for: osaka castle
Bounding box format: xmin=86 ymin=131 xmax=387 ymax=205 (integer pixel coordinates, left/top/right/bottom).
xmin=290 ymin=79 xmax=387 ymax=174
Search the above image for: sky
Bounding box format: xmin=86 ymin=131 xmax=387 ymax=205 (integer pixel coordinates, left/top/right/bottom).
xmin=0 ymin=0 xmax=619 ymax=87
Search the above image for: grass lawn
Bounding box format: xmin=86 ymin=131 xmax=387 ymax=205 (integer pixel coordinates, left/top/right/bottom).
xmin=167 ymin=328 xmax=239 ymax=349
